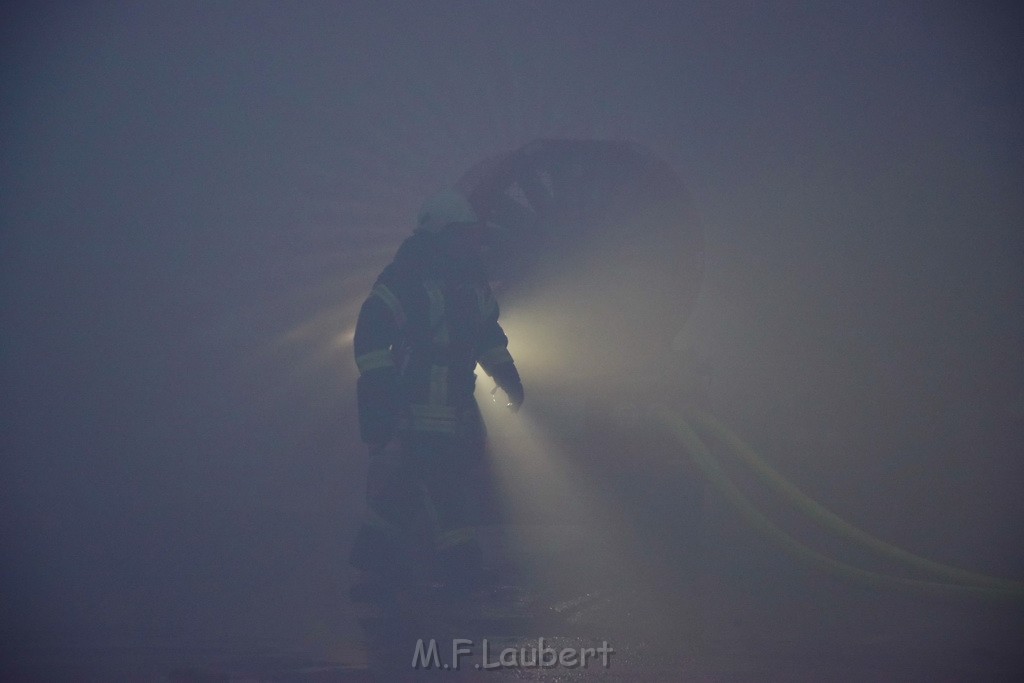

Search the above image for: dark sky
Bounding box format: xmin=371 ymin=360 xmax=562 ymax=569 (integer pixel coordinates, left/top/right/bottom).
xmin=2 ymin=0 xmax=1022 ymax=660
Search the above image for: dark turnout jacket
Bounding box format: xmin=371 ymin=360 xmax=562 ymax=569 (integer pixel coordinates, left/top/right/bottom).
xmin=353 ymin=231 xmax=522 ymax=444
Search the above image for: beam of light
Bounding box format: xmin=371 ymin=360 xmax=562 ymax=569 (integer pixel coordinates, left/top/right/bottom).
xmin=259 ymin=251 xmax=388 ymax=384
xmin=331 ymin=326 xmax=356 ymax=351
xmin=475 ymin=233 xmax=716 ymax=635
xmin=478 ymin=394 xmax=627 ymax=593
xmin=475 ymin=303 xmax=703 ymax=605
xmin=497 ymin=271 xmax=691 ymax=397
xmin=479 ymin=390 xmax=712 ymax=642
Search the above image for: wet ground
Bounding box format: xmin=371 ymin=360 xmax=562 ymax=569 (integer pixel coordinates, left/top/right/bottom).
xmin=4 ymin=523 xmax=1022 ymax=682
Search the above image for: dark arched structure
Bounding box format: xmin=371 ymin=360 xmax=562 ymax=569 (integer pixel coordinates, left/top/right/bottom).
xmin=457 ymin=139 xmax=704 ymax=377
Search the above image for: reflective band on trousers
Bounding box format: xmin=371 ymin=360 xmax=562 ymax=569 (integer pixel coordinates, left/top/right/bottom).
xmin=355 ymin=348 xmax=395 ymax=373
xmin=402 ymin=403 xmax=459 ymax=434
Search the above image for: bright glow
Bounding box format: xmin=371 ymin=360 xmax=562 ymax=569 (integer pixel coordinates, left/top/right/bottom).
xmin=480 ymin=399 xmax=622 ymax=587
xmin=264 ymin=257 xmax=385 ymax=383
xmin=333 ymin=326 xmax=356 ymax=350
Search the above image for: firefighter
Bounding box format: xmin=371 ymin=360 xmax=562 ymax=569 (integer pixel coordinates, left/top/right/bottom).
xmin=349 ymin=190 xmax=524 ymax=599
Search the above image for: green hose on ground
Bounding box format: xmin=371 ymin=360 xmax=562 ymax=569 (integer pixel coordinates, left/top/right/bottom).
xmin=651 ymin=405 xmax=1024 ymax=601
xmin=688 ymin=409 xmax=1024 ymax=596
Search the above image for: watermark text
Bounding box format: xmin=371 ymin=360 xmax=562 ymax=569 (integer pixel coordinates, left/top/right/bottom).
xmin=412 ymin=637 xmax=614 ymax=670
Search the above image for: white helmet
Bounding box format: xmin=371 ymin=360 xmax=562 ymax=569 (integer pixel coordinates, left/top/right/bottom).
xmin=416 ymin=190 xmax=478 ymax=233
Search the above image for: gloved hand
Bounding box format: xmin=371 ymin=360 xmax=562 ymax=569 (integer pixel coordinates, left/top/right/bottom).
xmin=488 ymin=360 xmax=524 ymax=413
xmin=507 ymin=382 xmax=524 ymax=412
xmin=497 ymin=382 xmax=524 ymax=413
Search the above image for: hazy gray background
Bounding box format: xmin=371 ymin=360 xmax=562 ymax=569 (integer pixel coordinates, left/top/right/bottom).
xmin=2 ymin=0 xmax=1022 ymax=671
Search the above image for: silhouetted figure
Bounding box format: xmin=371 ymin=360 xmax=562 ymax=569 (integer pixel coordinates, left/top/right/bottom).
xmin=349 ymin=190 xmax=524 ymax=611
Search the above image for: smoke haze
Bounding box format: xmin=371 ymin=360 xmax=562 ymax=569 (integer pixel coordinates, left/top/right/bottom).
xmin=2 ymin=1 xmax=1022 ymax=678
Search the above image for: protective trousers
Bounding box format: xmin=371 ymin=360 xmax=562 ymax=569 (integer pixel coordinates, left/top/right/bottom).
xmin=349 ymin=432 xmax=484 ymax=591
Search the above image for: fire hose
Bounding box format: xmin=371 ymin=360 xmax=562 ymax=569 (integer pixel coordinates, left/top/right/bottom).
xmin=652 ymin=405 xmax=1024 ymax=601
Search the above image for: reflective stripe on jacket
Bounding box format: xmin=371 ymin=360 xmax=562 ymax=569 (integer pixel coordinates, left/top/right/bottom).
xmin=353 ymin=232 xmax=519 ymax=442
